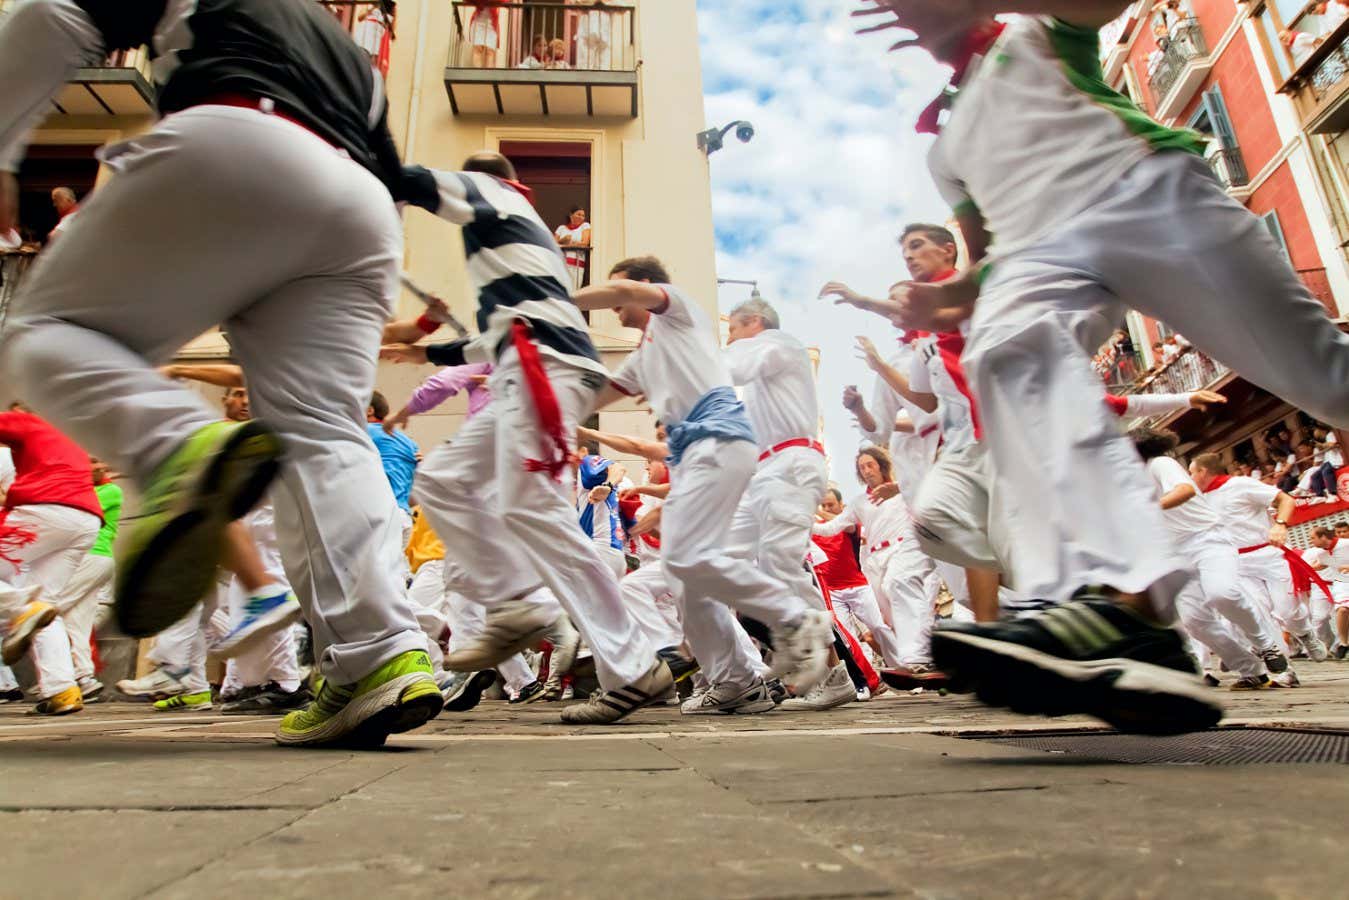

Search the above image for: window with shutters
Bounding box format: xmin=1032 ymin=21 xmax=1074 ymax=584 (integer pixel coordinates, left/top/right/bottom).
xmin=1260 ymin=210 xmax=1292 ymax=261
xmin=1188 ymin=85 xmax=1250 ymax=188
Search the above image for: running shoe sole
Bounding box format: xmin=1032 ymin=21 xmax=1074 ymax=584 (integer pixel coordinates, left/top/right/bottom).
xmin=879 ymin=669 xmax=952 ymax=691
xmin=931 ymin=631 xmax=1222 ymax=736
xmin=116 ymin=421 xmax=283 ymax=639
xmin=211 ymin=598 xmax=303 ymax=659
xmin=275 ymin=674 xmax=441 ymax=748
xmin=443 ymin=670 xmax=496 ymax=712
xmin=1 ymin=603 xmax=56 ymax=666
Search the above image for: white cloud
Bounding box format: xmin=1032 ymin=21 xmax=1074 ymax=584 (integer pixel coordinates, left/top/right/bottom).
xmin=697 ymin=0 xmax=952 ymax=487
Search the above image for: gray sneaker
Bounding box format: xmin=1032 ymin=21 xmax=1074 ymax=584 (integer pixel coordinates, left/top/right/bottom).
xmin=560 ymin=660 xmax=672 ymax=725
xmin=1259 ymin=647 xmax=1289 ymax=674
xmin=680 ymin=678 xmax=777 ymax=716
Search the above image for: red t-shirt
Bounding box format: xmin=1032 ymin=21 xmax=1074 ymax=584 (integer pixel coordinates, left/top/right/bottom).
xmin=0 ymin=412 xmax=101 ymax=519
xmin=812 ymin=529 xmax=868 ymax=590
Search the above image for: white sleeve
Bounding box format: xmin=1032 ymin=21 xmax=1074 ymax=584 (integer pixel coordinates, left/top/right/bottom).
xmin=724 ymin=337 xmax=791 ymax=385
xmin=0 ymin=447 xmax=14 ymax=496
xmin=654 ymin=284 xmax=697 ymax=327
xmin=863 ymin=375 xmax=901 ymax=446
xmin=1123 ymin=393 xmax=1193 ymax=418
xmin=812 ymin=503 xmax=859 ymax=537
xmin=610 ymin=352 xmax=642 ymax=396
xmin=1148 ymin=456 xmax=1193 ymax=494
xmin=0 ymin=0 xmax=107 ymax=172
xmin=908 ymin=352 xmax=933 ymax=394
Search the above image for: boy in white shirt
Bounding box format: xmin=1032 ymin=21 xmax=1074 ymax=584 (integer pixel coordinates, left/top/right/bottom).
xmin=574 ymin=256 xmax=834 ymax=714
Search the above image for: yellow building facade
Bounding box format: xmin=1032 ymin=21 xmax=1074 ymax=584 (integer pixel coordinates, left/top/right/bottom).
xmin=4 ymin=0 xmax=719 ymax=473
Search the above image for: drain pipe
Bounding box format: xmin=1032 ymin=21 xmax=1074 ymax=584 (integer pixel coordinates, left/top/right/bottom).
xmin=403 ymin=0 xmax=431 ymax=160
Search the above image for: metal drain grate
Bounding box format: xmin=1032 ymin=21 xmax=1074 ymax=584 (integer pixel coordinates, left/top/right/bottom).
xmin=972 ymin=728 xmax=1349 ymax=765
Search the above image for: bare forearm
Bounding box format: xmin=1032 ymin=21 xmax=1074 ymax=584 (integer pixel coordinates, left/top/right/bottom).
xmin=852 ymin=405 xmax=879 ymax=434
xmin=574 ymin=280 xmax=666 ymax=312
xmin=383 ymin=318 xmax=430 ymax=344
xmin=1275 ymin=493 xmax=1296 ymax=524
xmin=165 ymin=364 xmax=245 ymax=388
xmin=578 ymin=426 xmax=666 ymax=462
xmin=875 ymin=363 xmax=938 ymax=414
xmin=1159 ymin=485 xmax=1195 ymax=510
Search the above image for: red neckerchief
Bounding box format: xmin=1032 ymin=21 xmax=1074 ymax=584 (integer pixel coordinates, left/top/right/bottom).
xmin=916 ymin=22 xmax=1008 ymax=135
xmin=1202 ymin=474 xmax=1232 ymax=494
xmin=898 ymin=330 xmax=929 ymax=345
xmin=1330 ymin=538 xmax=1340 ymax=553
xmin=500 ymin=178 xmax=535 ymax=206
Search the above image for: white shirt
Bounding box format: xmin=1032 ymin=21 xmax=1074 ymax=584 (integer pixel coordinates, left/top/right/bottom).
xmin=928 ymin=16 xmax=1204 ymax=261
xmin=1148 ymin=456 xmax=1222 ymax=540
xmin=863 ymin=340 xmax=939 ymax=454
xmin=1205 ymin=475 xmax=1279 ymax=549
xmin=0 ymin=446 xmax=13 ymax=496
xmin=1324 ymin=432 xmax=1343 ymax=468
xmin=352 ymin=10 xmax=387 ymax=58
xmin=1305 ymin=545 xmax=1349 ymax=583
xmin=1325 ymin=1 xmax=1349 ymax=34
xmin=812 ymin=490 xmax=915 ymax=563
xmin=909 ymin=328 xmax=978 ymax=450
xmin=611 ymin=285 xmax=730 ymax=426
xmin=555 ymin=221 xmax=591 ymax=247
xmin=1290 ymin=31 xmax=1317 ymax=65
xmin=0 ymin=228 xmax=20 ymax=251
xmin=723 ymin=329 xmax=818 ymax=451
xmin=577 ymin=492 xmax=616 ymax=549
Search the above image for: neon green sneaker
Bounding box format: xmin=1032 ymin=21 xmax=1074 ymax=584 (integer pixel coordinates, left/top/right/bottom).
xmin=275 ymin=650 xmax=441 ymax=748
xmin=153 ymin=691 xmax=214 ymax=712
xmin=115 ymin=420 xmax=283 ymax=638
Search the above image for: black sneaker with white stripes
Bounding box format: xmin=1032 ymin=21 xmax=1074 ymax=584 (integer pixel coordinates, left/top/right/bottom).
xmin=559 ymin=659 xmax=673 ymax=725
xmin=930 ymin=592 xmax=1222 ymax=735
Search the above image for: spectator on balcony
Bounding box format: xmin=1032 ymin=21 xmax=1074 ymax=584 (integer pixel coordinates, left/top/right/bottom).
xmin=517 ymin=35 xmax=548 ymax=69
xmin=0 ymin=226 xmax=20 ymax=252
xmin=555 ymin=206 xmax=590 ymax=290
xmin=1281 ymin=29 xmax=1319 ymax=66
xmin=467 ymin=1 xmax=501 ymax=68
xmin=572 ymin=0 xmax=618 ymax=70
xmin=352 ymin=1 xmax=394 ymax=78
xmin=1315 ymin=1 xmax=1349 ymax=36
xmin=546 ymin=37 xmax=570 ymax=69
xmin=47 ymin=187 xmax=79 ymax=244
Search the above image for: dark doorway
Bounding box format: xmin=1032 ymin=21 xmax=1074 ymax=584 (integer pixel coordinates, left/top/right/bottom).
xmin=17 ymin=145 xmax=100 ymax=244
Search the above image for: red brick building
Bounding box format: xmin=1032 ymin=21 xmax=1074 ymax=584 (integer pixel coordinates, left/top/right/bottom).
xmin=1098 ymin=1 xmax=1348 ymax=536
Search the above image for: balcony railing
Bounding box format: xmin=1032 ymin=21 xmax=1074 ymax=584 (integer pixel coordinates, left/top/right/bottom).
xmin=1124 ymin=345 xmax=1229 ymax=397
xmin=0 ymin=250 xmax=36 ymax=341
xmin=317 ymin=0 xmax=396 ymax=79
xmin=1148 ymin=18 xmax=1208 ymax=108
xmin=1205 ymin=145 xmax=1249 ymax=190
xmin=560 ymin=245 xmax=591 ymax=292
xmin=445 ymin=2 xmax=638 ymax=117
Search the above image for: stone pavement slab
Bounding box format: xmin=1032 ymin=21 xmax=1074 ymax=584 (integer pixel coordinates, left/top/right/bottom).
xmin=1 ymin=665 xmax=1347 ymax=898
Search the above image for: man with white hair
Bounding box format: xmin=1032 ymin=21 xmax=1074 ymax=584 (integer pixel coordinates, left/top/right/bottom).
xmin=721 ymin=297 xmax=847 ymax=705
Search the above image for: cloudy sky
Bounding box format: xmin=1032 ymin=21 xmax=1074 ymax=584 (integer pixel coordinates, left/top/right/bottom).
xmin=696 ymin=0 xmax=952 ymax=486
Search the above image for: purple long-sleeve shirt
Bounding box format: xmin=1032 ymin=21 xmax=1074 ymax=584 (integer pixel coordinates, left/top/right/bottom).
xmin=405 ymin=363 xmax=493 ymax=419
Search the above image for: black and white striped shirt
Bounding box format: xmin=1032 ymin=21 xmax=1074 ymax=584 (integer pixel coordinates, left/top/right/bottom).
xmin=420 ymin=171 xmax=604 ymax=376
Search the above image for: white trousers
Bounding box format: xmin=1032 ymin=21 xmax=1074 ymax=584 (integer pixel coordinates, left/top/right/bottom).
xmin=0 ymin=505 xmax=100 ymax=699
xmin=1238 ymin=546 xmax=1311 ymax=638
xmin=620 ymin=562 xmax=685 ymax=650
xmin=1175 ymin=585 xmax=1265 ymax=679
xmin=664 ymin=438 xmax=801 ymax=688
xmin=912 ymin=441 xmax=1006 ymax=573
xmin=149 ymin=503 xmax=300 ymax=693
xmin=964 ymin=151 xmax=1349 ymax=610
xmin=727 ymin=446 xmax=830 ymax=614
xmin=56 ymin=553 xmax=114 ymax=683
xmin=0 ymin=105 xmax=425 ymax=684
xmin=865 ymin=538 xmax=936 ymax=666
xmin=828 ymin=583 xmax=902 ymax=668
xmin=408 ymin=559 xmax=452 ymax=670
xmin=1178 ymin=534 xmax=1278 ymax=655
xmin=414 ymin=349 xmax=653 ymax=692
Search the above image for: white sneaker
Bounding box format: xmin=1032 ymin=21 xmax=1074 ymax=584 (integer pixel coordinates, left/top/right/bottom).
xmin=1299 ymin=633 xmax=1329 ymax=662
xmin=770 ymin=609 xmax=833 ymax=694
xmin=779 ymin=663 xmax=855 ymax=711
xmin=116 ymin=667 xmax=189 ymax=700
xmin=446 ymin=597 xmax=558 ymax=671
xmin=680 ymin=678 xmax=777 ymax=715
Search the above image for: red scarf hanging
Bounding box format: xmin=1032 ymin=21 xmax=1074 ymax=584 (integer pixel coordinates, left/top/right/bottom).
xmin=1241 ymin=543 xmax=1336 ymax=603
xmin=510 ymin=320 xmax=569 ymax=481
xmin=916 ymin=21 xmax=1008 ymax=135
xmin=1201 ymin=474 xmax=1232 ymax=493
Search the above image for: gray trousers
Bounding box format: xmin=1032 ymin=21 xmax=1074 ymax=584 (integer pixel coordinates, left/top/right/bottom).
xmin=0 ymin=105 xmax=424 ymax=683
